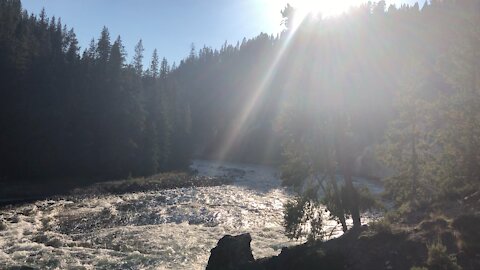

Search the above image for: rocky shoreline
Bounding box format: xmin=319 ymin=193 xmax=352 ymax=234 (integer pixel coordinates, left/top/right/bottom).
xmin=206 ymin=214 xmax=480 ymax=270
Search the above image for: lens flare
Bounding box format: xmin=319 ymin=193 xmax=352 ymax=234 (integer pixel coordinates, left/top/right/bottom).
xmin=215 ymin=24 xmax=300 ymax=161
xmin=290 ymin=0 xmax=364 ymax=27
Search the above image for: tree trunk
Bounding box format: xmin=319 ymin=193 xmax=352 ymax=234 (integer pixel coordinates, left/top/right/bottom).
xmin=325 ymin=128 xmax=348 ymax=232
xmin=411 ymin=119 xmax=418 ymax=201
xmin=330 ymin=172 xmax=348 ymax=232
xmin=335 ymin=116 xmax=362 ymax=228
xmin=467 ymin=35 xmax=479 ymax=184
xmin=344 ymin=155 xmax=361 ymax=228
xmin=336 ymin=115 xmax=361 ymax=229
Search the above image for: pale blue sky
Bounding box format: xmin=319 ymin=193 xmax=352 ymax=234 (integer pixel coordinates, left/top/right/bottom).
xmin=21 ymin=0 xmax=419 ymax=65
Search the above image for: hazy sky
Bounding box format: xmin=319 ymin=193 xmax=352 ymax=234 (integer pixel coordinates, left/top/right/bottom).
xmin=21 ymin=0 xmax=419 ymax=65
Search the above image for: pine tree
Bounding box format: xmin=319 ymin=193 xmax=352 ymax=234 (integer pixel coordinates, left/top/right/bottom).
xmin=133 ymin=39 xmax=144 ymax=76
xmin=378 ymin=60 xmax=442 ymax=205
xmin=158 ymin=57 xmax=173 ymax=170
xmin=109 ymin=36 xmax=125 ymax=77
xmin=141 ymin=49 xmax=162 ymax=174
xmin=65 ymin=28 xmax=79 ymax=63
xmin=435 ymin=1 xmax=480 ymax=193
xmin=149 ymin=49 xmax=159 ymax=78
xmin=96 ymin=26 xmax=111 ymax=66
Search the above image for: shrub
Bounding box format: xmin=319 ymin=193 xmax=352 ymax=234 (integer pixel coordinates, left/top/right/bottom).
xmin=426 ymin=242 xmax=462 ymax=270
xmin=411 ymin=242 xmax=462 ymax=270
xmin=284 ymin=194 xmax=325 ymax=241
xmin=368 ymin=219 xmax=393 ymax=234
xmin=452 ymin=215 xmax=480 ymax=254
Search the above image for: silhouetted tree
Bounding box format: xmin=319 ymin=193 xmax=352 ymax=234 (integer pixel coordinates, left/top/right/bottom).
xmin=133 ymin=39 xmax=144 ymax=75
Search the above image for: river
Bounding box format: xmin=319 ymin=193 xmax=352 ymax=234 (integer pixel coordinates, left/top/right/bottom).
xmin=0 ymin=160 xmax=382 ymax=269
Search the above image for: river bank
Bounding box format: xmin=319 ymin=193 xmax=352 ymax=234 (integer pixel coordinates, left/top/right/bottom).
xmin=206 ymin=192 xmax=480 ymax=270
xmin=0 ymin=171 xmax=231 ymax=207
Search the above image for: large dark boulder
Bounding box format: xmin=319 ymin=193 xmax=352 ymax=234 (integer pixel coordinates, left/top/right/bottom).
xmin=206 ymin=233 xmax=256 ymax=270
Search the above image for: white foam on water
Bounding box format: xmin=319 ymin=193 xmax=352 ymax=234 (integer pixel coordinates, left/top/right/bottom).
xmin=0 ymin=160 xmax=381 ymax=269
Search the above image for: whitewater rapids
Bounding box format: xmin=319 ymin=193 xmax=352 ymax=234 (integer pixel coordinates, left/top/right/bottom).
xmin=0 ymin=160 xmax=381 ymax=269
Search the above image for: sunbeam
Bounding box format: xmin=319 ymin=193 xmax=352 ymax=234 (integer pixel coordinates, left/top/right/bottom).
xmin=215 ymin=26 xmax=302 ymax=161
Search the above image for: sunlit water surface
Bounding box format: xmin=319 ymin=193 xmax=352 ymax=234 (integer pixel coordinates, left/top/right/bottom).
xmin=0 ymin=160 xmax=382 ymax=269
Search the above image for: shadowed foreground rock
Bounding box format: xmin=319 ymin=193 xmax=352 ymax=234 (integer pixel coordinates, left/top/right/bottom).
xmin=206 ymin=233 xmax=256 ymax=270
xmin=206 ymin=229 xmax=424 ymax=270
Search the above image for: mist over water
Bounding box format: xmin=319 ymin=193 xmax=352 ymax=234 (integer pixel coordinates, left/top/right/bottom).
xmin=0 ymin=160 xmax=380 ymax=269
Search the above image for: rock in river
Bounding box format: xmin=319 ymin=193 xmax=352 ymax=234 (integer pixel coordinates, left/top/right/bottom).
xmin=206 ymin=233 xmax=256 ymax=270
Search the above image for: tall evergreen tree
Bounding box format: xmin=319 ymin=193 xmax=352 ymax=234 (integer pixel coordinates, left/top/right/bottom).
xmin=149 ymin=48 xmax=159 ymax=78
xmin=133 ymin=39 xmax=144 ymax=76
xmin=96 ymin=26 xmax=110 ymax=66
